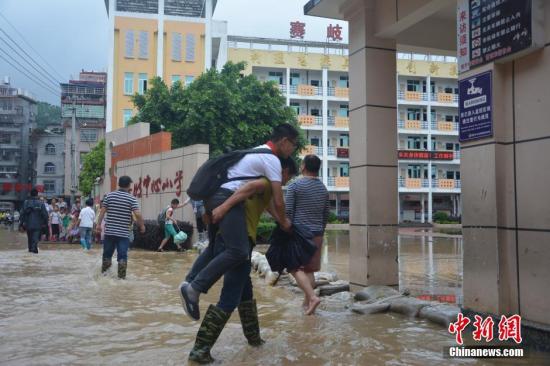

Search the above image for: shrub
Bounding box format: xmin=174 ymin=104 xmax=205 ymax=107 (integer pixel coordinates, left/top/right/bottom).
xmin=256 ymin=221 xmax=276 ymax=244
xmin=433 ymin=211 xmax=450 ymax=223
xmin=131 ymin=219 xmax=194 ymax=251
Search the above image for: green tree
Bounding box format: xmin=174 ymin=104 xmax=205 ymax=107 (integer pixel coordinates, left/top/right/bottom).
xmin=36 ymin=102 xmax=61 ymax=128
xmin=79 ymin=139 xmax=105 ymax=196
xmin=130 ymin=62 xmax=304 ymax=156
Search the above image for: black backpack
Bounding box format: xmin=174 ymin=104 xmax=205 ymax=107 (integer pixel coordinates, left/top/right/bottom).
xmin=157 ymin=206 xmax=169 ymax=225
xmin=187 ymin=148 xmax=274 ymax=201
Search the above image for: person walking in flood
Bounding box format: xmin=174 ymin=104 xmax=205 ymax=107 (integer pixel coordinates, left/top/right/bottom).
xmin=95 ymin=176 xmax=145 ymax=279
xmin=78 ymin=198 xmax=96 ymax=250
xmin=157 ymin=198 xmax=188 ymax=252
xmin=49 ymin=204 xmax=62 ymax=241
xmin=285 ymin=154 xmax=329 ymax=315
xmin=20 ymin=188 xmax=49 ymax=254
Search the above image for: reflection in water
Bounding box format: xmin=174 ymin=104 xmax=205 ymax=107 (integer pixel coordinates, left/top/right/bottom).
xmin=0 ymin=229 xmax=544 ymax=365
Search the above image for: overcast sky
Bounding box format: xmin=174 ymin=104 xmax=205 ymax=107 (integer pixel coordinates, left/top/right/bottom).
xmin=0 ymin=0 xmax=347 ymax=105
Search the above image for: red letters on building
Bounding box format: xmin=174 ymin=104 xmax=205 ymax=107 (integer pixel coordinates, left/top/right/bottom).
xmin=132 ymin=171 xmax=183 ymax=198
xmin=290 ymin=21 xmax=306 ymax=39
xmin=327 ymin=24 xmax=343 ymax=41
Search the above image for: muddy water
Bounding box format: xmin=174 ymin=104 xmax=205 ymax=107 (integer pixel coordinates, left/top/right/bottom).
xmin=0 ymin=229 xmax=546 ymax=365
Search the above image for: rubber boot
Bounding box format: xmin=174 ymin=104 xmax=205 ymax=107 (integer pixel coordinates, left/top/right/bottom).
xmin=189 ymin=304 xmax=231 ymax=364
xmin=118 ymin=261 xmax=127 ymax=279
xmin=237 ymin=299 xmax=265 ymax=346
xmin=101 ymin=258 xmax=112 ymax=273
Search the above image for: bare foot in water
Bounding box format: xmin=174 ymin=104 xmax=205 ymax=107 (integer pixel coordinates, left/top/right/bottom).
xmin=305 ymin=296 xmax=321 ymax=315
xmin=302 ymin=297 xmax=309 ymax=311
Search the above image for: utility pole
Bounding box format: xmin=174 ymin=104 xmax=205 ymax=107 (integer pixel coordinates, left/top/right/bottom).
xmin=70 ymin=99 xmax=77 ymax=204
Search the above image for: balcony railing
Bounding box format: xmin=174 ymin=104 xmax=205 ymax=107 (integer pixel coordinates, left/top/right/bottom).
xmin=278 ymin=84 xmax=286 ymax=93
xmin=301 ymin=145 xmax=323 ymax=156
xmin=431 ymin=121 xmax=459 ymax=132
xmin=328 ymin=87 xmax=349 ymax=98
xmin=398 ymin=90 xmax=428 ymax=102
xmin=398 ymin=119 xmax=429 ymax=130
xmin=454 ymin=151 xmax=461 ymax=160
xmin=289 ymin=84 xmax=322 ymax=96
xmin=334 ymin=116 xmax=349 ymax=128
xmin=432 ymin=179 xmax=461 ymax=189
xmin=327 ymin=176 xmax=350 ymax=188
xmin=298 ymin=115 xmax=323 ymax=127
xmin=431 ymin=93 xmax=459 ymax=104
xmin=398 ymin=177 xmax=430 ymax=188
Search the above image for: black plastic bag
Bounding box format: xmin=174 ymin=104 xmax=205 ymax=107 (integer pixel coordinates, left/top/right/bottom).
xmin=266 ymin=224 xmax=317 ymax=272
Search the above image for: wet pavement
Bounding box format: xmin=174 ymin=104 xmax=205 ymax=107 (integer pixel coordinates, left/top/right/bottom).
xmin=0 ymin=227 xmax=548 ymax=365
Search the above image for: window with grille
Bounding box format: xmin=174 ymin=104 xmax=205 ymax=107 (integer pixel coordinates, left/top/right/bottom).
xmin=139 ymin=31 xmax=148 ymax=59
xmin=44 ymin=180 xmax=55 ymax=192
xmin=44 ymin=163 xmax=56 ymax=174
xmin=185 ymin=33 xmax=196 ymax=62
xmin=45 ymin=143 xmax=56 ymax=154
xmin=80 ymin=129 xmax=98 ymax=142
xmin=172 ymin=33 xmax=182 ymax=61
xmin=125 ymin=30 xmax=134 ymax=58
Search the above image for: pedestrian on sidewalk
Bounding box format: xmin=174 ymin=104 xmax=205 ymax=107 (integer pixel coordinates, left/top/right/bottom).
xmin=285 ymin=154 xmax=329 ymax=315
xmin=179 ymin=124 xmax=298 ymax=322
xmin=20 ymin=188 xmax=49 ymax=253
xmin=157 ymin=198 xmax=188 ymax=252
xmin=78 ymin=198 xmax=96 ymax=250
xmin=95 ymin=176 xmax=145 ymax=279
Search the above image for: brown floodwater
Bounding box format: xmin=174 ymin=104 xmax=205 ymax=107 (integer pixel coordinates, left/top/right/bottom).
xmin=0 ymin=228 xmax=547 ymax=365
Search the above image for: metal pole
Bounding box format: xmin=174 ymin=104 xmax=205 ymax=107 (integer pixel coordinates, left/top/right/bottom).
xmin=70 ymin=100 xmax=77 ymax=204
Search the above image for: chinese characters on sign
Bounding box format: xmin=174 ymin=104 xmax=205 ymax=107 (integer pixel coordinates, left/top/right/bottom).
xmin=290 ymin=21 xmax=306 ymax=39
xmin=449 ymin=313 xmax=522 ymax=345
xmin=132 ymin=170 xmax=183 ymax=199
xmin=398 ymin=150 xmax=455 ymax=161
xmin=336 ymin=147 xmax=349 ymax=159
xmin=1 ymin=183 xmax=34 ymax=193
xmin=457 ymin=0 xmax=542 ymax=73
xmin=459 ymin=70 xmax=493 ymax=142
xmin=327 ymin=24 xmax=343 ymax=41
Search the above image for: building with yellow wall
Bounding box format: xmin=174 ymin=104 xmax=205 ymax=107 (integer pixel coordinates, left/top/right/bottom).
xmin=105 ymin=0 xmax=227 ymax=131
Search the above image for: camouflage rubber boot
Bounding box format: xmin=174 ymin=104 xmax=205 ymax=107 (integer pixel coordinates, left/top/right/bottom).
xmin=118 ymin=261 xmax=127 ymax=279
xmin=238 ymin=299 xmax=265 ymax=346
xmin=101 ymin=258 xmax=112 ymax=273
xmin=189 ymin=304 xmax=231 ymax=364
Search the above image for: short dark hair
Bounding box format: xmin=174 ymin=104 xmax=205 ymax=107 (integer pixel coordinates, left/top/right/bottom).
xmin=30 ymin=188 xmax=38 ymax=197
xmin=118 ymin=175 xmax=133 ymax=188
xmin=280 ymin=157 xmax=298 ymax=176
xmin=171 ymin=198 xmax=180 ymax=205
xmin=271 ymin=123 xmax=299 ymax=143
xmin=303 ymin=154 xmax=321 ymax=174
xmin=85 ymin=198 xmax=94 ymax=207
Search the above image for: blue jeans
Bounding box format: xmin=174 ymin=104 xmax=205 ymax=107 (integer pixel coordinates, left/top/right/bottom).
xmin=26 ymin=229 xmax=40 ymax=252
xmin=79 ymin=227 xmax=93 ymax=250
xmin=103 ymin=235 xmax=130 ymax=262
xmin=186 ymin=234 xmax=253 ymax=313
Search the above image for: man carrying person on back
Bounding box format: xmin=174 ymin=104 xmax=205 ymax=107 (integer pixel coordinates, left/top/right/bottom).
xmin=95 ymin=176 xmax=145 ymax=279
xmin=20 ymin=188 xmax=49 ymax=253
xmin=179 ymin=123 xmax=299 ymax=321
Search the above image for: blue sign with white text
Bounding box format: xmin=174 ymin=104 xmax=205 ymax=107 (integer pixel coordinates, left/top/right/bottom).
xmin=459 ymin=70 xmax=493 ymax=142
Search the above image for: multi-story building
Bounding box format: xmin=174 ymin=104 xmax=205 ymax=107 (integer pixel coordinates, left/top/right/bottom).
xmin=105 ymin=0 xmax=228 ymax=131
xmin=227 ymin=36 xmax=350 ymax=218
xmin=397 ymin=53 xmax=461 ymax=223
xmin=34 ymin=126 xmax=65 ymax=198
xmin=0 ymin=77 xmax=37 ymax=211
xmin=61 ymin=71 xmax=107 ymax=197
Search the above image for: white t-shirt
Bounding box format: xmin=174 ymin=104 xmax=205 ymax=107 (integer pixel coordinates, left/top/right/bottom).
xmin=221 ymin=145 xmax=282 ymax=191
xmin=79 ymin=207 xmax=96 ymax=228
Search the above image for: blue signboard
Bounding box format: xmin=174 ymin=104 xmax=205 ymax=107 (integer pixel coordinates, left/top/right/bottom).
xmin=459 ymin=70 xmax=493 ymax=142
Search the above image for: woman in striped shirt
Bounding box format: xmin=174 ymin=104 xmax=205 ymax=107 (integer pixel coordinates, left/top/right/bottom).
xmin=285 ymin=154 xmax=329 ymax=315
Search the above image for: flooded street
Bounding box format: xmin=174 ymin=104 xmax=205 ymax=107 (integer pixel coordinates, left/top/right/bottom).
xmin=0 ymin=228 xmax=546 ymax=365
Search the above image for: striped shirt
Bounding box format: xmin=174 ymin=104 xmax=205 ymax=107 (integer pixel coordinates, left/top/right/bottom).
xmin=103 ymin=190 xmax=140 ymax=238
xmin=285 ymin=177 xmax=329 ymax=235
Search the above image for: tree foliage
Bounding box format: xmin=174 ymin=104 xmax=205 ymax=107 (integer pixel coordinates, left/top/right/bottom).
xmin=130 ymin=62 xmax=304 ymax=157
xmin=79 ymin=139 xmax=105 ymax=196
xmin=36 ymin=102 xmax=61 ymax=128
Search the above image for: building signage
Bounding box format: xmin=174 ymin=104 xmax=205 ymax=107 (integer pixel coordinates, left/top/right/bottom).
xmin=1 ymin=183 xmax=35 ymax=192
xmin=459 ymin=70 xmax=493 ymax=142
xmin=457 ymin=0 xmax=544 ymax=73
xmin=290 ymin=21 xmax=306 ymax=39
xmin=398 ymin=150 xmax=455 ymax=161
xmin=132 ymin=170 xmax=183 ymax=199
xmin=336 ymin=147 xmax=349 ymax=158
xmin=327 ymin=24 xmax=343 ymax=42
xmin=289 ymin=21 xmax=345 ymax=42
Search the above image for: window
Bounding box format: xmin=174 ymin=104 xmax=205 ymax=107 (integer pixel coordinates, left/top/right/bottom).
xmin=339 ymin=104 xmax=349 ymax=117
xmin=138 ymin=73 xmax=148 ymax=94
xmin=138 ymin=31 xmax=148 ymax=59
xmin=339 ymin=75 xmax=349 ymax=88
xmin=339 ymin=163 xmax=349 ymax=177
xmin=172 ymin=32 xmax=182 ymax=61
xmin=268 ymin=72 xmax=283 ymax=84
xmin=445 ymin=143 xmax=454 ymax=151
xmin=422 ymin=81 xmax=435 ymax=93
xmin=43 ymin=180 xmax=55 ymax=193
xmin=444 ymin=87 xmax=453 ymax=93
xmin=446 ymin=171 xmax=455 ymax=179
xmin=407 ymin=108 xmax=421 ymax=121
xmin=171 ymin=75 xmax=181 ymax=85
xmin=124 ymin=72 xmax=134 ymax=95
xmin=45 ymin=143 xmax=55 ymax=154
xmin=290 ymin=102 xmax=300 ymax=115
xmin=290 ymin=73 xmax=300 ymax=85
xmin=310 ymin=137 xmax=320 ymax=146
xmin=80 ymin=129 xmax=98 ymax=142
xmin=185 ymin=75 xmax=194 ymax=86
xmin=455 ymin=143 xmax=460 ymax=151
xmin=185 ymin=33 xmax=196 ymax=62
xmin=123 ymin=109 xmax=132 ymax=127
xmin=310 ymin=80 xmax=320 ymax=87
xmin=445 ymin=115 xmax=454 ymax=122
xmin=0 ymin=133 xmax=10 ymax=144
xmin=407 ymin=80 xmax=420 ymax=92
xmin=339 ymin=134 xmax=349 ymax=147
xmin=407 ymin=165 xmax=421 ymax=178
xmin=125 ymin=30 xmax=134 ymax=58
xmin=407 ymin=136 xmax=421 ymax=150
xmin=310 ymin=108 xmax=320 ymax=116
xmin=456 ymin=171 xmax=461 ymax=180
xmin=44 ymin=162 xmax=56 ymax=174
